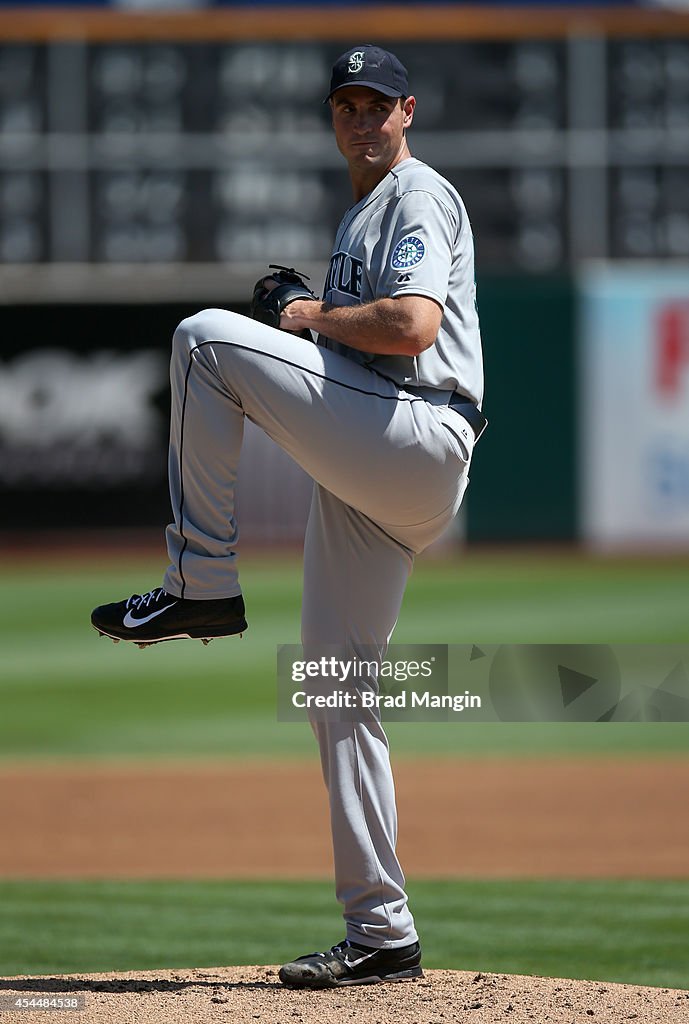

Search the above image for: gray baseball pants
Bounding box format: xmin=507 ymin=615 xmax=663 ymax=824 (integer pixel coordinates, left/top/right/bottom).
xmin=162 ymin=309 xmax=473 ymax=949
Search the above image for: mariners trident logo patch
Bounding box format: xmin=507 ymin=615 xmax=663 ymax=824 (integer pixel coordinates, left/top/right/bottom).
xmin=348 ymin=51 xmax=365 ymax=74
xmin=391 ymin=235 xmax=426 ymax=270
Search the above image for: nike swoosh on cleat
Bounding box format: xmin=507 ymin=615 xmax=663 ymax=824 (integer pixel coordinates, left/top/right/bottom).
xmin=122 ymin=603 xmax=178 ymax=628
xmin=345 ymin=952 xmax=378 ymax=968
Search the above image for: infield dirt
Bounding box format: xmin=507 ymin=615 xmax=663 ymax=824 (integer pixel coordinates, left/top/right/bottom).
xmin=2 ymin=756 xmax=688 ymax=1023
xmin=0 ymin=756 xmax=687 ymax=877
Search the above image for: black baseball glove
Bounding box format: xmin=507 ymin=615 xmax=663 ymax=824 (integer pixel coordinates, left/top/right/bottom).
xmin=250 ymin=265 xmax=319 ymax=330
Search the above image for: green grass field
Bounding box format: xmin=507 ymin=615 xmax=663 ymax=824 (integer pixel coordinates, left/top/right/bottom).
xmin=1 ymin=548 xmax=688 ymax=984
xmin=1 ymin=879 xmax=687 ymax=988
xmin=1 ymin=550 xmax=688 ymax=758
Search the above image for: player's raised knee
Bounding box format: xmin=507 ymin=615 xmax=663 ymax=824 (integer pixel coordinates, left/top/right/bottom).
xmin=172 ymin=308 xmax=246 ymax=355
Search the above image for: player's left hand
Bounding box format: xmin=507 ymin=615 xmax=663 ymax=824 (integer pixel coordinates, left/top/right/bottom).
xmin=250 ymin=265 xmax=319 ymax=332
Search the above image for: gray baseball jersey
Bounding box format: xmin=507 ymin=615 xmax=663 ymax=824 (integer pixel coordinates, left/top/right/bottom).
xmin=320 ymin=157 xmax=484 ymax=406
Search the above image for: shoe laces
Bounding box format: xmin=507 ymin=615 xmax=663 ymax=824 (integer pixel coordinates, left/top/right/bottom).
xmin=302 ymin=940 xmax=350 ymax=961
xmin=329 ymin=940 xmax=356 ymax=958
xmin=125 ymin=588 xmax=167 ymax=611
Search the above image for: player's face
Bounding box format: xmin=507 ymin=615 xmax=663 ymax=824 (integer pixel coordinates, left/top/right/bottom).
xmin=330 ymin=87 xmax=415 ymax=178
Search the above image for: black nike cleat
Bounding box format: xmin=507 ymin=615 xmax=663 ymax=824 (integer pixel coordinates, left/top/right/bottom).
xmin=278 ymin=939 xmax=422 ymax=989
xmin=90 ymin=587 xmax=247 ymax=646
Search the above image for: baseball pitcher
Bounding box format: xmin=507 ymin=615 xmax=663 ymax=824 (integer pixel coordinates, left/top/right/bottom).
xmin=91 ymin=44 xmax=485 ymax=989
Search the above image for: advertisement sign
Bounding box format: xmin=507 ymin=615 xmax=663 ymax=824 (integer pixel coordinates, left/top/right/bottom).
xmin=579 ymin=265 xmax=689 ymax=547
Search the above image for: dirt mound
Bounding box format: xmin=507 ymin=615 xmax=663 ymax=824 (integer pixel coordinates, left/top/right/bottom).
xmin=1 ymin=967 xmax=687 ymax=1024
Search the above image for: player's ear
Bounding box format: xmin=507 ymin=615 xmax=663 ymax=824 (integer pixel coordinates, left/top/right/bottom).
xmin=402 ymin=95 xmax=415 ymax=129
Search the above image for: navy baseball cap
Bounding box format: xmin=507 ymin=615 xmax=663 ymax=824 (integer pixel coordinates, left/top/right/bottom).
xmin=325 ymin=45 xmax=409 ymax=102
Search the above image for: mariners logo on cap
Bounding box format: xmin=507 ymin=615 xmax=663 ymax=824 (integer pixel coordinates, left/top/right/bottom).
xmin=391 ymin=235 xmax=426 ymax=270
xmin=326 ymin=45 xmax=409 ymax=102
xmin=348 ymin=51 xmax=365 ymax=74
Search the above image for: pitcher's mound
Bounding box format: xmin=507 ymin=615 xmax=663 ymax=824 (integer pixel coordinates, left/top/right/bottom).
xmin=1 ymin=967 xmax=688 ymax=1024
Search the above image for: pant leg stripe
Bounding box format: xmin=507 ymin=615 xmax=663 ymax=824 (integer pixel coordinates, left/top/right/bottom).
xmin=189 ymin=338 xmax=422 ymax=405
xmin=175 ymin=348 xmax=198 ymax=600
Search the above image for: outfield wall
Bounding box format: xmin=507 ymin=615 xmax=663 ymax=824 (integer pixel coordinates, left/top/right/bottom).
xmin=0 ymin=276 xmax=573 ymax=541
xmin=2 ymin=267 xmax=689 ymax=545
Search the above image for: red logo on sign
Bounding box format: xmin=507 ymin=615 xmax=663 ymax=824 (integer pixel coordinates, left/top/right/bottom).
xmin=656 ymin=302 xmax=689 ymax=399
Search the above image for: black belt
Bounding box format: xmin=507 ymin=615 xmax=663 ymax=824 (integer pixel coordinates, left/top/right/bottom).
xmin=397 ymin=383 xmax=488 ymax=443
xmin=447 ymin=394 xmax=488 ymax=442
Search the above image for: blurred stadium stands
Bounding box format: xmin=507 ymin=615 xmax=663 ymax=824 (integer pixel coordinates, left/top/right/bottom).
xmin=0 ymin=6 xmax=687 ymax=545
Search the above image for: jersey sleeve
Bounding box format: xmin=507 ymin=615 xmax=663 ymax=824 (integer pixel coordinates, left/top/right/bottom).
xmin=372 ymin=190 xmax=459 ymax=306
